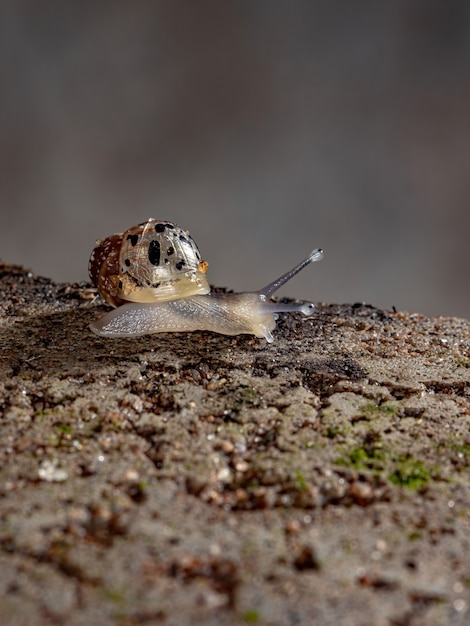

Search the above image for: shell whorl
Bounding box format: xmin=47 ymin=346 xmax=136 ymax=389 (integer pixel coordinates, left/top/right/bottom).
xmin=88 ymin=219 xmax=210 ymax=307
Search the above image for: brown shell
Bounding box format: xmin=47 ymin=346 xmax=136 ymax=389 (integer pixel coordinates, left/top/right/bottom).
xmin=89 ymin=219 xmax=210 ymax=307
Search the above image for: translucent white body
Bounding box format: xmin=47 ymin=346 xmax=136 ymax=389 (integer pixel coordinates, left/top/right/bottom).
xmin=90 ymin=248 xmax=324 ymax=343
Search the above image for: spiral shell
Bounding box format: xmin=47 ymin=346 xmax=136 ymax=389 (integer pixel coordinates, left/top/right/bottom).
xmin=89 ymin=219 xmax=210 ymax=307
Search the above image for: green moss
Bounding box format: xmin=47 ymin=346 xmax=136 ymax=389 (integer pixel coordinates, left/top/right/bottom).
xmin=294 ymin=470 xmax=308 ymax=492
xmin=361 ymin=401 xmax=397 ymax=420
xmin=341 ymin=539 xmax=358 ymax=554
xmin=450 ymin=443 xmax=470 ymax=457
xmin=55 ymin=423 xmax=72 ymax=435
xmin=388 ymin=459 xmax=430 ymax=490
xmin=241 ymin=386 xmax=258 ymax=401
xmin=408 ymin=531 xmax=422 ymax=541
xmin=335 ymin=442 xmax=434 ymax=491
xmin=334 ymin=445 xmax=386 ymax=472
xmin=325 ymin=426 xmax=344 ymax=439
xmin=103 ymin=587 xmax=125 ymax=603
xmin=243 ymin=609 xmax=260 ymax=623
xmin=304 ymin=440 xmax=319 ymax=449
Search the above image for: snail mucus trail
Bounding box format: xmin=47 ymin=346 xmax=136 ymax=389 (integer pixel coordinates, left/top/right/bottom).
xmin=88 ymin=219 xmax=324 ymax=342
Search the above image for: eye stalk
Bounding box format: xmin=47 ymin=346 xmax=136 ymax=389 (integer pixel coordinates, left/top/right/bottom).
xmin=258 ymin=248 xmax=324 ymax=299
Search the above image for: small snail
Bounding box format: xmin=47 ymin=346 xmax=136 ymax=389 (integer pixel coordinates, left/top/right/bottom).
xmin=89 ymin=219 xmax=324 ymax=342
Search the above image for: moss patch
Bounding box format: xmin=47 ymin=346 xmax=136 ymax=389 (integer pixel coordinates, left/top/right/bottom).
xmin=335 ymin=444 xmax=435 ymax=491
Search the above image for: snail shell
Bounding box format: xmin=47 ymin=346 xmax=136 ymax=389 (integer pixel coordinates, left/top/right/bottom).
xmin=88 ymin=219 xmax=209 ymax=307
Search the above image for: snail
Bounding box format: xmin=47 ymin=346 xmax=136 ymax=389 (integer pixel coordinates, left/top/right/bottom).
xmin=88 ymin=218 xmax=324 ymax=342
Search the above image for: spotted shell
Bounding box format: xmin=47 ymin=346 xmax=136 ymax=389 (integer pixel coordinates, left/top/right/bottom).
xmin=89 ymin=219 xmax=210 ymax=307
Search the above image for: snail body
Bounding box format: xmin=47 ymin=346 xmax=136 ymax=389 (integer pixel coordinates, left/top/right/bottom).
xmin=89 ymin=219 xmax=323 ymax=343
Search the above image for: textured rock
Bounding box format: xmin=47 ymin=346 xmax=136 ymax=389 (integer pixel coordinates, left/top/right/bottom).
xmin=0 ymin=262 xmax=469 ymax=625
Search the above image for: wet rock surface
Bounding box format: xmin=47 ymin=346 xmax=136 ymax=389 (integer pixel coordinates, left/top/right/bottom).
xmin=0 ymin=261 xmax=469 ymax=625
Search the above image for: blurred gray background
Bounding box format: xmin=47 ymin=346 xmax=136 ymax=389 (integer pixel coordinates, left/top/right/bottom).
xmin=0 ymin=1 xmax=469 ymax=317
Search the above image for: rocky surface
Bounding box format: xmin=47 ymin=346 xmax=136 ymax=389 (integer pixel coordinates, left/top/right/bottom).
xmin=0 ymin=261 xmax=469 ymax=625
